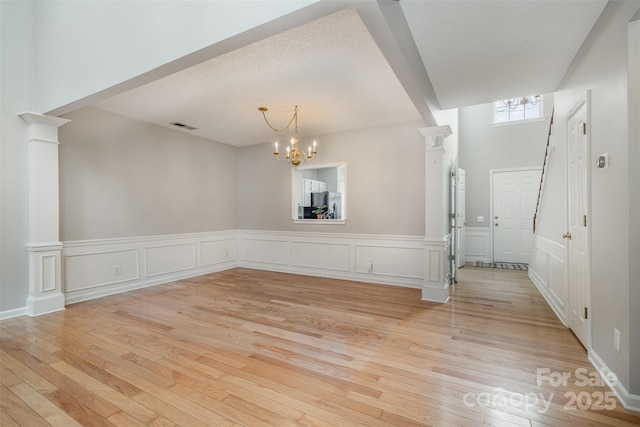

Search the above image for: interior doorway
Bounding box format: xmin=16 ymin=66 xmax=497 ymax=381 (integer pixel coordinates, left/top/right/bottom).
xmin=491 ymin=168 xmax=541 ymax=263
xmin=566 ymin=94 xmax=591 ymax=349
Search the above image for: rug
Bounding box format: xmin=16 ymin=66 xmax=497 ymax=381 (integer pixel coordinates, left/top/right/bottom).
xmin=472 ymin=261 xmax=528 ymax=271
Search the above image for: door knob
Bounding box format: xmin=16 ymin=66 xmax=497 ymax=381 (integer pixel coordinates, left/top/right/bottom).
xmin=495 ymin=223 xmax=499 ymax=227
xmin=495 ymin=216 xmax=499 ymax=219
xmin=562 ymin=232 xmax=572 ymax=239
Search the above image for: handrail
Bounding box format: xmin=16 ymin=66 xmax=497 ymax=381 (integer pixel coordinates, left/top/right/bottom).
xmin=533 ymin=108 xmax=554 ymax=234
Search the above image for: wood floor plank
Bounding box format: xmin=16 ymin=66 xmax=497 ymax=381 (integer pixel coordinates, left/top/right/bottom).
xmin=2 ymin=267 xmax=639 ymax=426
xmin=9 ymin=382 xmax=83 ymax=427
xmin=0 ymin=384 xmax=49 ymax=427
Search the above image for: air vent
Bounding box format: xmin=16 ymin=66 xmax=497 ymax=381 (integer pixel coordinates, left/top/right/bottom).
xmin=171 ymin=122 xmax=198 ymax=131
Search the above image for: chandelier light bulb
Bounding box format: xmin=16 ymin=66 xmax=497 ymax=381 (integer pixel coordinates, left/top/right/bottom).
xmin=259 ymin=105 xmax=318 ymax=167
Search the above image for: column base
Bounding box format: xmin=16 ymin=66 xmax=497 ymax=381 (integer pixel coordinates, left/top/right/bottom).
xmin=421 ymin=284 xmax=450 ymax=303
xmin=422 ymin=236 xmax=451 ymax=303
xmin=27 ymin=293 xmax=65 ymax=317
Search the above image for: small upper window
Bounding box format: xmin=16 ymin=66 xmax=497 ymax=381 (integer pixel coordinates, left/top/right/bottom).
xmin=493 ymin=95 xmax=543 ymax=124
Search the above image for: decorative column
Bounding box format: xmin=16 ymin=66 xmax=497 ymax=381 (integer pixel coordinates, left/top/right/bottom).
xmin=19 ymin=112 xmax=70 ymax=316
xmin=419 ymin=125 xmax=452 ymax=303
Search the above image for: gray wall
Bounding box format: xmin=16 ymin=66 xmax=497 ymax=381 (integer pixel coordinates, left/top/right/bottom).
xmin=237 ymin=120 xmax=426 ymax=236
xmin=59 ymin=107 xmax=237 ymax=241
xmin=552 ymin=1 xmax=639 ymax=395
xmin=0 ymin=1 xmax=33 ymax=311
xmin=459 ymin=99 xmax=553 ymax=228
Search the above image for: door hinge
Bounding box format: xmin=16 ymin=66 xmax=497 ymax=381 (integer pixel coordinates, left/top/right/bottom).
xmin=581 ymin=122 xmax=587 ymax=135
xmin=583 ymin=215 xmax=587 ymax=227
xmin=449 ymin=254 xmax=456 ymax=261
xmin=584 ymin=307 xmax=588 ymax=319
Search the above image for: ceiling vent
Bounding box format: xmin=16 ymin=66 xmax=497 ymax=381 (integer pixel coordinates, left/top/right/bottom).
xmin=171 ymin=122 xmax=198 ymax=131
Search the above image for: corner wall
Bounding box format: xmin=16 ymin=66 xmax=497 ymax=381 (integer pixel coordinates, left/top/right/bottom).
xmin=0 ymin=1 xmax=33 ymax=314
xmin=553 ymin=0 xmax=639 ymax=405
xmin=59 ymin=107 xmax=238 ymax=241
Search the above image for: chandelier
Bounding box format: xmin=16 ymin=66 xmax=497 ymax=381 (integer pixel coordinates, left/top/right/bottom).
xmin=502 ymin=95 xmax=541 ymax=109
xmin=258 ymin=105 xmax=317 ymax=166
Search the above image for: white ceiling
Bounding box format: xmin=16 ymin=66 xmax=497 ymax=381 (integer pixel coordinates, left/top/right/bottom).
xmin=92 ymin=0 xmax=607 ymax=147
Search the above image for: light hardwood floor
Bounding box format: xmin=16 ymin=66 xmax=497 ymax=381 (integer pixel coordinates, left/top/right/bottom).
xmin=1 ymin=267 xmax=639 ymax=426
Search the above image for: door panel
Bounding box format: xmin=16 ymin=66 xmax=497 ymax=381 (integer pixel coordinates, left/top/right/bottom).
xmin=493 ymin=169 xmax=541 ymax=263
xmin=567 ymin=100 xmax=589 ymax=349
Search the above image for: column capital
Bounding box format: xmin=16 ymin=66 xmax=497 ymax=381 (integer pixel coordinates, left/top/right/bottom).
xmin=19 ymin=112 xmax=70 ymax=144
xmin=418 ymin=125 xmax=452 ymax=147
xmin=19 ymin=112 xmax=70 ymax=127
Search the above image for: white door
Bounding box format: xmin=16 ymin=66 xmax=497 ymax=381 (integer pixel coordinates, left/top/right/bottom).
xmin=567 ymin=99 xmax=590 ymax=349
xmin=457 ymin=169 xmax=466 ymax=268
xmin=493 ymin=169 xmax=541 ymax=263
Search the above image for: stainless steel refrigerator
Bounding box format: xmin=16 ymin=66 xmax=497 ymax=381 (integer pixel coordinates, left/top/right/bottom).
xmin=310 ymin=191 xmax=342 ymax=219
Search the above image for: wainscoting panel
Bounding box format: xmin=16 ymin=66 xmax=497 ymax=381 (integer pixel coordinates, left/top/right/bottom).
xmin=291 ymin=241 xmax=350 ymax=272
xmin=65 ymin=249 xmax=139 ymax=292
xmin=60 ymin=230 xmax=426 ymax=308
xmin=529 ymin=236 xmax=567 ymax=325
xmin=240 ymin=238 xmax=288 ymax=266
xmin=464 ymin=227 xmax=491 ymax=263
xmin=146 ymin=243 xmax=196 ymax=277
xmin=62 ymin=231 xmax=238 ymax=304
xmin=353 ymin=245 xmax=424 ymax=280
xmin=200 ymin=238 xmax=237 ymax=267
xmin=238 ymin=231 xmax=425 ymax=289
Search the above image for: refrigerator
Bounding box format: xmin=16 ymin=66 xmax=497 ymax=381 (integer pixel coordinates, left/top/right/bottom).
xmin=310 ymin=191 xmax=342 ymax=219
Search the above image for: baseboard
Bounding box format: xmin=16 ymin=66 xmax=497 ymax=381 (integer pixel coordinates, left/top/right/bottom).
xmin=239 ymin=262 xmax=422 ymax=290
xmin=0 ymin=306 xmax=28 ymax=320
xmin=589 ymin=349 xmax=640 ymax=413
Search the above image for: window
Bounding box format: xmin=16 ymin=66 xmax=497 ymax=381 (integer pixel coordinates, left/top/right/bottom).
xmin=493 ymin=95 xmax=543 ymax=124
xmin=292 ymin=163 xmax=346 ymax=223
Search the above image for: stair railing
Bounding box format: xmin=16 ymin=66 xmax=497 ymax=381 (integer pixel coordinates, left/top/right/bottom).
xmin=533 ymin=108 xmax=554 ymax=234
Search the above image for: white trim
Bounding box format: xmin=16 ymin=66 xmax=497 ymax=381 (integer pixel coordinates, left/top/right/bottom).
xmin=293 ymin=219 xmax=346 ymax=225
xmin=0 ymin=307 xmax=28 ymax=320
xmin=589 ymin=349 xmax=640 ymax=413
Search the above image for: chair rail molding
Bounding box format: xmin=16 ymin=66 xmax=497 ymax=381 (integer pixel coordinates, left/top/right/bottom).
xmin=19 ymin=112 xmax=70 ymax=316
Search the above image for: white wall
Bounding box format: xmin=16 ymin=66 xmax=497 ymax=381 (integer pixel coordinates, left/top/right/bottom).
xmin=553 ymin=0 xmax=639 ymax=400
xmin=0 ymin=2 xmax=34 ymax=312
xmin=59 ymin=107 xmax=237 ymax=241
xmin=33 ymin=0 xmax=319 ymax=114
xmin=458 ymin=98 xmax=553 ymax=229
xmin=237 ymin=120 xmax=426 ymax=236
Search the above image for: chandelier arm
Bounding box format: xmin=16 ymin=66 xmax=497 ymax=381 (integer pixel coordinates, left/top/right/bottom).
xmin=260 ymin=105 xmax=298 ymax=134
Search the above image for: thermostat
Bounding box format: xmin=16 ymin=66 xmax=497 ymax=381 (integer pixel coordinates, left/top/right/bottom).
xmin=596 ymin=153 xmax=608 ymax=169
